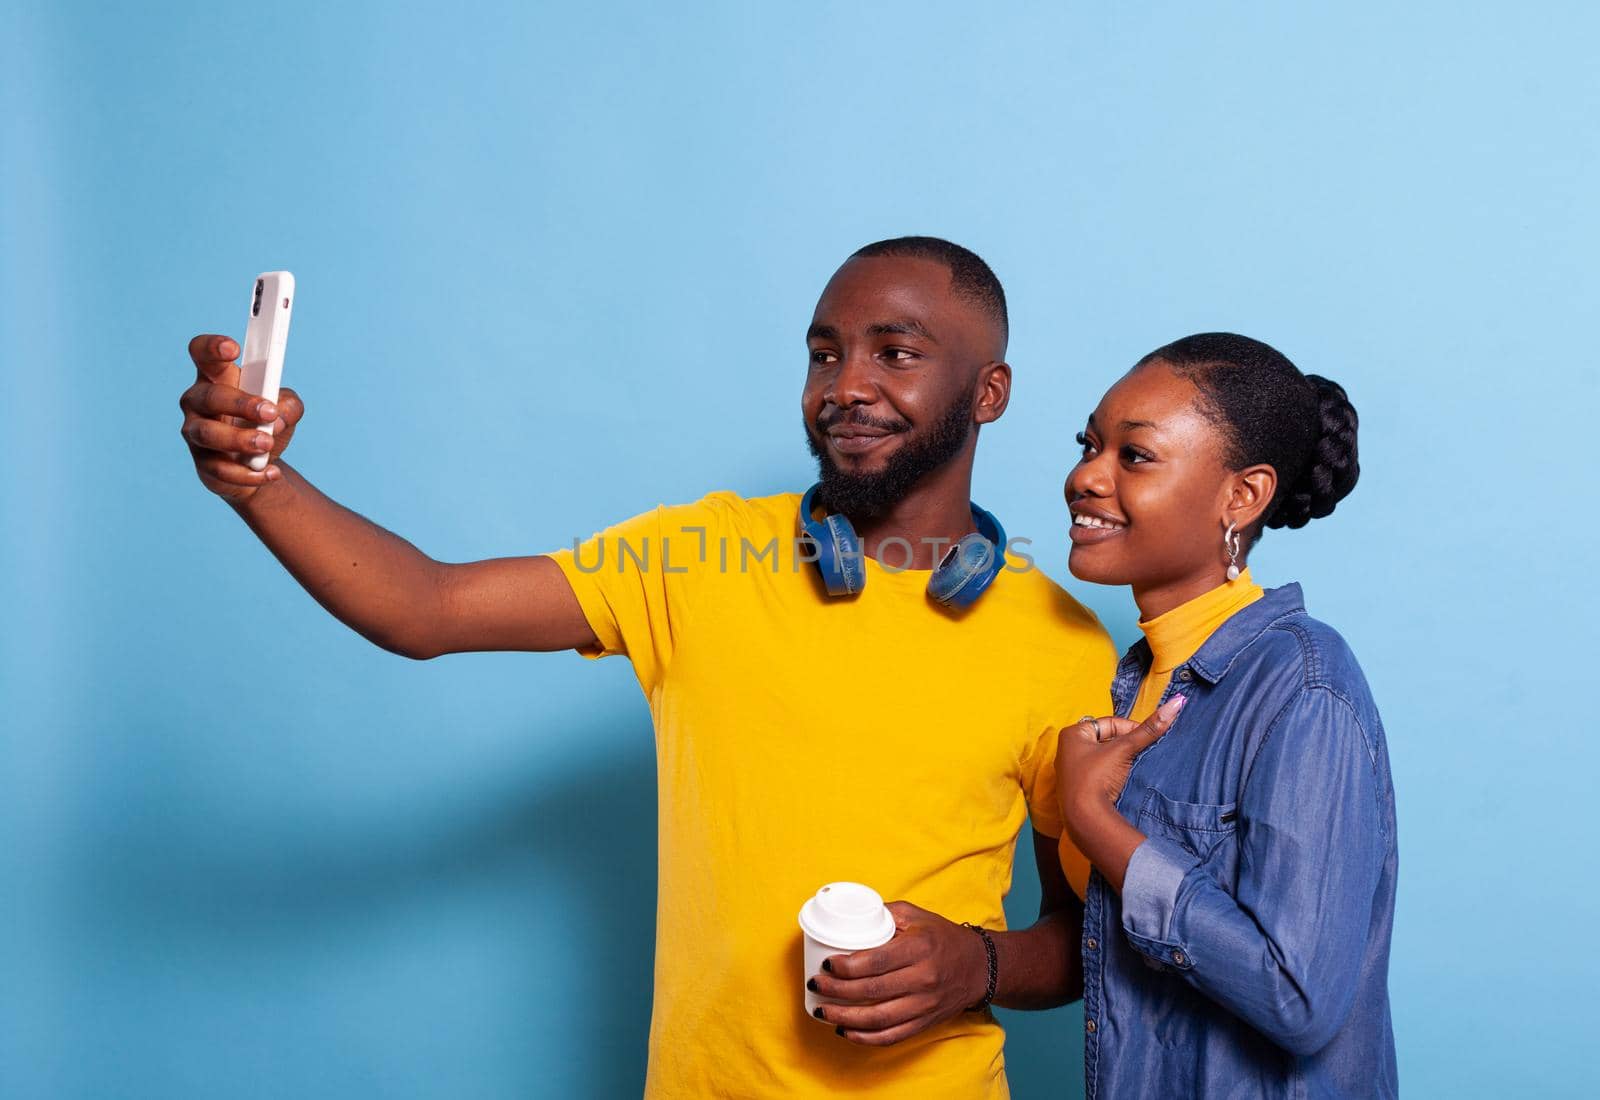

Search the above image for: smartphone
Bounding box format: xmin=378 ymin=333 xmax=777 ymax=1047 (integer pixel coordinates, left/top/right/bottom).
xmin=239 ymin=270 xmax=295 ymax=471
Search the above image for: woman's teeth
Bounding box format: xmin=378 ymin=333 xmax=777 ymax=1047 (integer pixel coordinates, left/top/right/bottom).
xmin=1073 ymin=514 xmax=1124 ymax=530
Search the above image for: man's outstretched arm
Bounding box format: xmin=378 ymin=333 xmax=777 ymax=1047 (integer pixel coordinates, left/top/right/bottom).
xmin=180 ymin=333 xmax=597 ymax=659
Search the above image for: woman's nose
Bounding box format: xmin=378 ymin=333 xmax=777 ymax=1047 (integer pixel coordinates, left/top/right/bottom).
xmin=1066 ymin=453 xmax=1113 ymax=501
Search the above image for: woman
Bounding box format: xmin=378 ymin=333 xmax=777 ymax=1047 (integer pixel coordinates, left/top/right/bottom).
xmin=1054 ymin=333 xmax=1398 ymax=1098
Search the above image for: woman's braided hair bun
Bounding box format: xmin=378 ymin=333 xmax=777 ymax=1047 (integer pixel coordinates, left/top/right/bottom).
xmin=1268 ymin=374 xmax=1360 ymax=530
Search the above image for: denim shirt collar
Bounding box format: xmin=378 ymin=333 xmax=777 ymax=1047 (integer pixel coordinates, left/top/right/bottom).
xmin=1115 ymin=583 xmax=1307 ymax=695
xmin=1187 ymin=582 xmax=1305 ymax=683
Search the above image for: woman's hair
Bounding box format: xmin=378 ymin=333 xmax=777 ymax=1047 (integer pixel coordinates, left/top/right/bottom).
xmin=1138 ymin=333 xmax=1360 ymax=539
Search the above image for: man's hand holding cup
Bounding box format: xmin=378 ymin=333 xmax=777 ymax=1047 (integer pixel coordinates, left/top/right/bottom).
xmin=801 ymin=884 xmax=989 ymax=1047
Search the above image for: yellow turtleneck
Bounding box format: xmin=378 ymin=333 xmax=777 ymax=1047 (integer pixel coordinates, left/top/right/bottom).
xmin=1060 ymin=569 xmax=1265 ymax=900
xmin=1130 ymin=568 xmax=1265 ymax=720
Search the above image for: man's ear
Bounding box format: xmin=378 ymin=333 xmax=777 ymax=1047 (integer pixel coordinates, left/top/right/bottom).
xmin=975 ymin=361 xmax=1012 ymax=426
xmin=1224 ymin=464 xmax=1277 ymax=532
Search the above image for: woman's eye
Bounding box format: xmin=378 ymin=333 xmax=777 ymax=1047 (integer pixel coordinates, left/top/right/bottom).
xmin=1121 ymin=446 xmax=1152 ymax=464
xmin=1075 ymin=431 xmax=1097 ymax=458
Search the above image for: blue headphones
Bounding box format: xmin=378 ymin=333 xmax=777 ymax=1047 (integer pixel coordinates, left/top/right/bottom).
xmin=797 ymin=483 xmax=1008 ymax=609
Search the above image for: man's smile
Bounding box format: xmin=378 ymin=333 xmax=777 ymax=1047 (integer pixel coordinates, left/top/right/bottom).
xmin=826 ymin=427 xmax=896 ymax=456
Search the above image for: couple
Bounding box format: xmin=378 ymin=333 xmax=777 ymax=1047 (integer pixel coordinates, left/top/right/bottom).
xmin=180 ymin=237 xmax=1398 ymax=1099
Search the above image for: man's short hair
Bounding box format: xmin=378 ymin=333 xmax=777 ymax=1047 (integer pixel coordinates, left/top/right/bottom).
xmin=850 ymin=236 xmax=1008 ymax=345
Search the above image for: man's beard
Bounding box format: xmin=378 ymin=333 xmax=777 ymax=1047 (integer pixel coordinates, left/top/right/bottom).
xmin=804 ymin=392 xmax=976 ymax=519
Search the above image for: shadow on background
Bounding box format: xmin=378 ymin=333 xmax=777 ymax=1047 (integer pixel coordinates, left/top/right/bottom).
xmin=79 ymin=715 xmax=661 ymax=1099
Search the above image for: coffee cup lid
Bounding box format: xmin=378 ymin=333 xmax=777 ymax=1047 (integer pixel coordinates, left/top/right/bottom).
xmin=797 ymin=882 xmax=896 ymax=950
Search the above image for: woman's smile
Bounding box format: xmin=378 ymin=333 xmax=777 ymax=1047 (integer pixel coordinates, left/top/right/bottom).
xmin=1069 ymin=505 xmax=1128 ymax=543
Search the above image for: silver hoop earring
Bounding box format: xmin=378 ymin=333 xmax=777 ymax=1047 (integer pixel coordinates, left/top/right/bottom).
xmin=1224 ymin=523 xmax=1242 ymax=582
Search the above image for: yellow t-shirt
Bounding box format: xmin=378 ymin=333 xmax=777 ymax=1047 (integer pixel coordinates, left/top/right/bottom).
xmin=548 ymin=491 xmax=1116 ymax=1099
xmin=1058 ymin=569 xmax=1266 ymax=900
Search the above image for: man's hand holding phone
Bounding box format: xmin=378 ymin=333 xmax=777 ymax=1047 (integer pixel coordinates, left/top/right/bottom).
xmin=180 ymin=333 xmax=305 ymax=504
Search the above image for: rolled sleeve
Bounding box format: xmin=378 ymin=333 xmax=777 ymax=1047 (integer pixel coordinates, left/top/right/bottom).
xmin=1120 ymin=836 xmax=1197 ymax=952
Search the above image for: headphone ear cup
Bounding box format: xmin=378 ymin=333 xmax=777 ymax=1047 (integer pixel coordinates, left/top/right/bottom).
xmin=820 ymin=513 xmax=866 ymax=596
xmin=928 ymin=532 xmax=1001 ymax=607
xmin=805 ymin=512 xmax=865 ymax=597
xmin=798 ymin=484 xmax=866 ymax=598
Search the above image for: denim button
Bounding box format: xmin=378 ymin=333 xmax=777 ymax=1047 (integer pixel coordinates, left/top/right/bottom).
xmin=1172 ymin=949 xmax=1187 ymax=965
xmin=1086 ymin=1019 xmax=1098 ymax=1033
xmin=1177 ymin=669 xmax=1193 ymax=682
xmin=1086 ymin=937 xmax=1099 ymax=951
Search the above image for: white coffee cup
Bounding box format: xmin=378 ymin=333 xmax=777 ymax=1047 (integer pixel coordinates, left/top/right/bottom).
xmin=798 ymin=882 xmax=897 ymax=1018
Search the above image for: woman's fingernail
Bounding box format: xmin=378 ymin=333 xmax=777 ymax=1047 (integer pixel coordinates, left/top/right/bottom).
xmin=265 ymin=465 xmax=282 ymax=481
xmin=258 ymin=402 xmax=278 ymax=421
xmin=1163 ymin=695 xmax=1187 ymax=717
xmin=821 ymin=959 xmax=832 ymax=973
xmin=813 ymin=1007 xmax=825 ymax=1019
xmin=835 ymin=1026 xmax=846 ymax=1037
xmin=807 ymin=978 xmax=819 ymax=993
xmin=253 ymin=433 xmax=273 ymax=451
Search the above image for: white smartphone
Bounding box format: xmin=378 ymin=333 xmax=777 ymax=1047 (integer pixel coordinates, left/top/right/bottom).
xmin=239 ymin=270 xmax=295 ymax=471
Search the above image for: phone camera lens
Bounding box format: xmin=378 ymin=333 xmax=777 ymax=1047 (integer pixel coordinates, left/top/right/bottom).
xmin=252 ymin=280 xmax=264 ymax=317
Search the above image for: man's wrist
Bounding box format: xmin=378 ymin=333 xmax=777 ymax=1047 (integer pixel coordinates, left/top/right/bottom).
xmin=960 ymin=922 xmax=998 ymax=1010
xmin=231 ymin=464 xmax=292 ymax=517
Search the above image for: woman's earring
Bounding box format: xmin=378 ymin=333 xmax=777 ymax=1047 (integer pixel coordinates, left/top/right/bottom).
xmin=1224 ymin=523 xmax=1242 ymax=582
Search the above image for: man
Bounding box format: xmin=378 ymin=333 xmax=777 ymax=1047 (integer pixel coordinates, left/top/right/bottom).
xmin=180 ymin=237 xmax=1117 ymax=1097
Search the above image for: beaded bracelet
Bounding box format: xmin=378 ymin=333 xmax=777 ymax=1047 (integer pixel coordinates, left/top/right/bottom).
xmin=961 ymin=922 xmax=998 ymax=1011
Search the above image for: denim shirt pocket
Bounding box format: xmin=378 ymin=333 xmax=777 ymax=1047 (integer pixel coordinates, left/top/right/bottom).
xmin=1136 ymin=788 xmax=1238 ymax=863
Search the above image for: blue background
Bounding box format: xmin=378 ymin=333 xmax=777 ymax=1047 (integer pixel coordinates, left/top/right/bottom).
xmin=4 ymin=2 xmax=1596 ymax=1096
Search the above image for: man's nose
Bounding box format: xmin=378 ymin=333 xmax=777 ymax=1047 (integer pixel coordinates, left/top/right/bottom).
xmin=823 ymin=351 xmax=877 ymax=408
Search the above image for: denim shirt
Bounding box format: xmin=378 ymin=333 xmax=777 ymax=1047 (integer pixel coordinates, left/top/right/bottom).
xmin=1081 ymin=584 xmax=1398 ymax=1099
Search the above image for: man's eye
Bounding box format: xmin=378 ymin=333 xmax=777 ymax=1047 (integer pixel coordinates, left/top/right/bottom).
xmin=881 ymin=348 xmax=917 ymax=362
xmin=809 ymin=349 xmax=837 ymax=365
